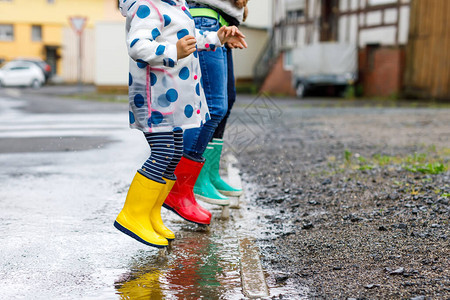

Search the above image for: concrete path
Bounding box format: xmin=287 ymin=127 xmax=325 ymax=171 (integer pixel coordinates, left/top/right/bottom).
xmin=0 ymin=90 xmax=274 ymax=299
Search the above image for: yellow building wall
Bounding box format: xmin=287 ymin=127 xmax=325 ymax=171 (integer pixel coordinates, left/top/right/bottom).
xmin=0 ymin=0 xmax=105 ymax=27
xmin=0 ymin=0 xmax=122 ymax=77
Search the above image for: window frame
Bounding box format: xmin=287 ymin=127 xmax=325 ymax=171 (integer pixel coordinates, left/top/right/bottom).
xmin=31 ymin=25 xmax=42 ymax=42
xmin=0 ymin=24 xmax=14 ymax=41
xmin=368 ymin=0 xmax=398 ymax=6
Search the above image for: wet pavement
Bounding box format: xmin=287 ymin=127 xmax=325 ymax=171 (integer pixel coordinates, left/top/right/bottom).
xmin=2 ymin=87 xmax=447 ymax=299
xmin=0 ymin=88 xmax=308 ymax=299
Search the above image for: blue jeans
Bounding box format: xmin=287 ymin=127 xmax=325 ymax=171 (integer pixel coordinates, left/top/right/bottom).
xmin=183 ymin=14 xmax=228 ymax=159
xmin=213 ymin=45 xmax=236 ymax=139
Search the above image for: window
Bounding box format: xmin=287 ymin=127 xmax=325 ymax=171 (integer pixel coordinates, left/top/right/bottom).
xmin=369 ymin=0 xmax=397 ymax=5
xmin=283 ymin=50 xmax=293 ymax=70
xmin=287 ymin=9 xmax=304 ymax=23
xmin=10 ymin=66 xmax=31 ymax=71
xmin=31 ymin=25 xmax=42 ymax=41
xmin=0 ymin=24 xmax=14 ymax=41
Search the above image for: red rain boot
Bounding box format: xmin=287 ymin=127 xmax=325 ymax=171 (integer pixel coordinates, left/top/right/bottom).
xmin=163 ymin=155 xmax=212 ymax=225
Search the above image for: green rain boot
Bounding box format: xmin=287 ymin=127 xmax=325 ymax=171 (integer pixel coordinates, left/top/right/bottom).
xmin=193 ymin=146 xmax=230 ymax=206
xmin=209 ymin=139 xmax=243 ymax=197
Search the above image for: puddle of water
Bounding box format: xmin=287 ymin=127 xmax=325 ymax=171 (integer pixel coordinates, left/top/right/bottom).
xmin=113 ymin=209 xmax=243 ymax=300
xmin=111 ymin=181 xmax=309 ymax=300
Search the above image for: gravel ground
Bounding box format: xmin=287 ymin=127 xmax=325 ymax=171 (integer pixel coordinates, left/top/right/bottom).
xmin=231 ymin=97 xmax=449 ymax=299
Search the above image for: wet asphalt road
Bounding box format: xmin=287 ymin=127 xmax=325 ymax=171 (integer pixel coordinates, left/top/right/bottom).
xmin=0 ymin=87 xmax=306 ymax=299
xmin=1 ymin=86 xmax=448 ymax=299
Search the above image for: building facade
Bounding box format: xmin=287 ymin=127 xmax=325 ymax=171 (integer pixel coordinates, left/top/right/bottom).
xmin=258 ymin=0 xmax=412 ymax=97
xmin=0 ymin=0 xmax=122 ymax=83
xmin=95 ymin=0 xmax=272 ymax=91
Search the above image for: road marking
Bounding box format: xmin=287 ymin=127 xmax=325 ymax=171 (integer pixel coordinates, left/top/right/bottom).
xmin=0 ymin=114 xmax=127 ymax=138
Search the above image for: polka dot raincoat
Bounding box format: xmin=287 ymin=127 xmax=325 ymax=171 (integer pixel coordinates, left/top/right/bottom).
xmin=119 ymin=0 xmax=222 ymax=133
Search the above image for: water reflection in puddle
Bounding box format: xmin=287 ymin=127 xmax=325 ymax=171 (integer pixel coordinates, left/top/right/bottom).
xmin=113 ymin=182 xmax=309 ymax=299
xmin=114 ymin=209 xmax=243 ymax=299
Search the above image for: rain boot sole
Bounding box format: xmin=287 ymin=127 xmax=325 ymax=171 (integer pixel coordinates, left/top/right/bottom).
xmin=114 ymin=221 xmax=168 ymax=248
xmin=217 ymin=189 xmax=243 ymax=197
xmin=162 ymin=203 xmax=211 ymax=225
xmin=195 ymin=193 xmax=230 ymax=206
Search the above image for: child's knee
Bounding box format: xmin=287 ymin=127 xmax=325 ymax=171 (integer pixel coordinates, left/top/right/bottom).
xmin=211 ymin=104 xmax=228 ymax=123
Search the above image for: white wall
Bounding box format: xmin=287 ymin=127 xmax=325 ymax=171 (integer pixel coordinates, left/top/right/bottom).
xmin=95 ymin=21 xmax=128 ymax=86
xmin=94 ymin=2 xmax=273 ymax=86
xmin=244 ymin=0 xmax=272 ymax=29
xmin=62 ymin=28 xmax=95 ymax=83
xmin=233 ymin=27 xmax=269 ymax=79
xmin=232 ymin=0 xmax=272 ymax=79
xmin=337 ymin=1 xmax=410 ymax=47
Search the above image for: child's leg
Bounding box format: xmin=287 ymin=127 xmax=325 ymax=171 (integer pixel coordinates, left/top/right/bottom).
xmin=150 ymin=129 xmax=182 ymax=241
xmin=163 ymin=129 xmax=183 ymax=179
xmin=183 ymin=46 xmax=228 ymax=160
xmin=213 ymin=45 xmax=236 ymax=140
xmin=114 ymin=131 xmax=176 ymax=248
xmin=141 ymin=132 xmax=175 ymax=183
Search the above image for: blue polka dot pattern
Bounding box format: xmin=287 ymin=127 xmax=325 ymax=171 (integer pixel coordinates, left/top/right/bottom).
xmin=177 ymin=29 xmax=189 ymax=40
xmin=179 ymin=67 xmax=190 ymax=80
xmin=128 ymin=73 xmax=133 ymax=86
xmin=152 ymin=28 xmax=161 ymax=40
xmin=137 ymin=59 xmax=147 ymax=69
xmin=155 ymin=45 xmax=165 ymax=55
xmin=129 ymin=111 xmax=135 ymax=124
xmin=205 ymin=113 xmax=211 ymax=121
xmin=184 ymin=105 xmax=193 ymax=118
xmin=195 ymin=83 xmax=200 ymax=96
xmin=193 ymin=50 xmax=198 ymax=58
xmin=130 ymin=38 xmax=139 ymax=48
xmin=163 ymin=58 xmax=175 ymax=67
xmin=157 ymin=94 xmax=171 ymax=107
xmin=134 ymin=94 xmax=145 ymax=108
xmin=166 ymin=89 xmax=178 ymax=102
xmin=163 ymin=14 xmax=171 ymax=26
xmin=173 ymin=127 xmax=182 ymax=132
xmin=151 ymin=111 xmax=164 ymax=124
xmin=136 ymin=5 xmax=150 ymax=18
xmin=150 ymin=72 xmax=157 ymax=86
xmin=161 ymin=0 xmax=176 ymax=5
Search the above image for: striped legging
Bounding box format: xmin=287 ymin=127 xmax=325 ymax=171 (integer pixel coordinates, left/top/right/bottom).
xmin=141 ymin=129 xmax=183 ymax=182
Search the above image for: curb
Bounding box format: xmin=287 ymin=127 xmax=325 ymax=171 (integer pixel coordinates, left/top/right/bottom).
xmin=225 ymin=155 xmax=270 ymax=298
xmin=239 ymin=237 xmax=270 ymax=298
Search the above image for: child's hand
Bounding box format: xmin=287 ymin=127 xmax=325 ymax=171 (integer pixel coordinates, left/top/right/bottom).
xmin=234 ymin=0 xmax=248 ymax=9
xmin=177 ymin=35 xmax=197 ymax=59
xmin=227 ymin=41 xmax=245 ymax=49
xmin=218 ymin=26 xmax=248 ymax=49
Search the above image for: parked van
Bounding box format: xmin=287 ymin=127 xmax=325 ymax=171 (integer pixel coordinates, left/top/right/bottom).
xmin=290 ymin=43 xmax=358 ymax=98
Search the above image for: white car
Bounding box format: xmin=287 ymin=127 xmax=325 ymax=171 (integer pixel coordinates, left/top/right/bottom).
xmin=0 ymin=61 xmax=45 ymax=88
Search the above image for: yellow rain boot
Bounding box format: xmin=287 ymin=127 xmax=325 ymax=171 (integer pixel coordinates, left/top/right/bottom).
xmin=150 ymin=177 xmax=176 ymax=240
xmin=116 ymin=269 xmax=163 ymax=299
xmin=114 ymin=172 xmax=168 ymax=248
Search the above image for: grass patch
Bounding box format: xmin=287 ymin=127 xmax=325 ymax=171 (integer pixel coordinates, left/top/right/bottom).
xmin=340 ymin=147 xmax=449 ymax=175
